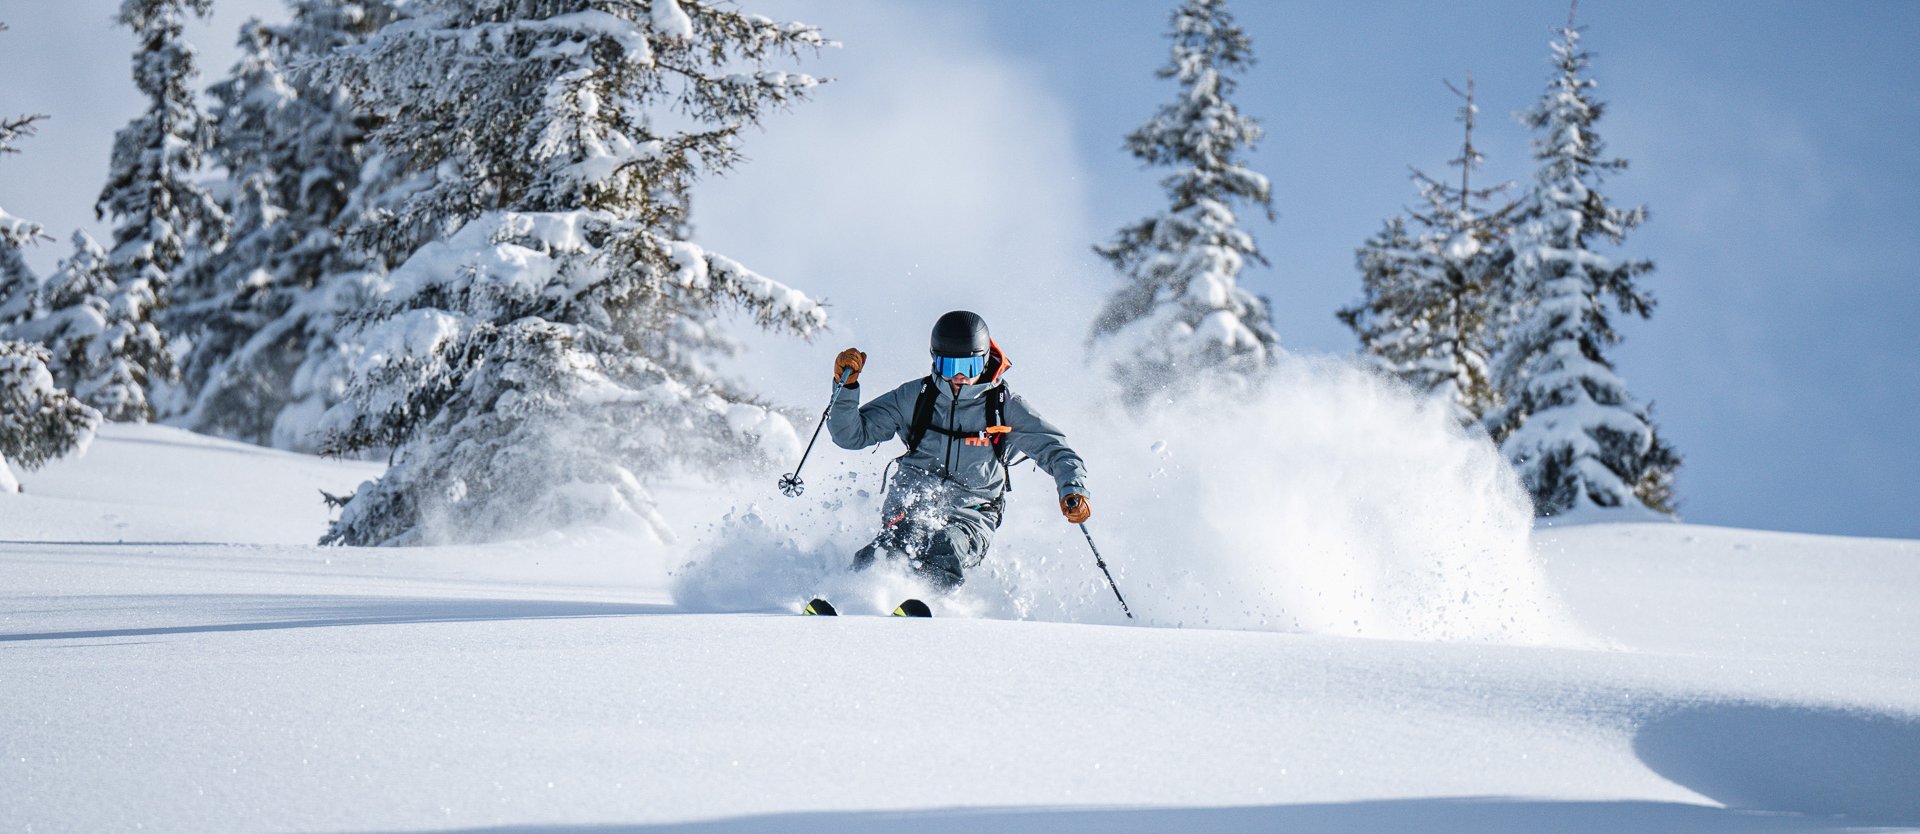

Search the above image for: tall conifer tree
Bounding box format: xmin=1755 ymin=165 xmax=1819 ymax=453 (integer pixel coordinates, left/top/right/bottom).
xmin=1341 ymin=76 xmax=1514 ymax=425
xmin=1091 ymin=0 xmax=1278 ymax=396
xmin=176 ymin=2 xmax=398 ymax=448
xmin=0 ymin=21 xmax=103 ymax=490
xmin=315 ymin=0 xmax=831 ymax=545
xmin=93 ymin=0 xmax=228 ymax=421
xmin=1487 ymin=13 xmax=1679 ymax=515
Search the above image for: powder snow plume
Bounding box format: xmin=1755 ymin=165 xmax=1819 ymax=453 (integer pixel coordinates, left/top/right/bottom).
xmin=674 ymin=353 xmax=1588 ymax=646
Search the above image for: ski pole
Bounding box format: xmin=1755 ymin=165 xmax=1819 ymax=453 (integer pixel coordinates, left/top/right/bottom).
xmin=779 ymin=367 xmax=852 ymax=497
xmin=1078 ymin=522 xmax=1133 ymax=620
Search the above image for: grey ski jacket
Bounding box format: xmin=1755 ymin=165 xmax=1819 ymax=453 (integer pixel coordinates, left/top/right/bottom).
xmin=827 ymin=345 xmax=1089 ymax=506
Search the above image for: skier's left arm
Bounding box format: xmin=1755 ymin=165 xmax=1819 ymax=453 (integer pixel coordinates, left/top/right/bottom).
xmin=1003 ymin=394 xmax=1090 ymax=505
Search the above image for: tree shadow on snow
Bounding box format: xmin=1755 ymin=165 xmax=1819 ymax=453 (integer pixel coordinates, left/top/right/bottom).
xmin=1633 ymin=702 xmax=1920 ymax=823
xmin=406 ymin=796 xmax=1907 ymax=834
xmin=0 ymin=595 xmax=676 ymax=643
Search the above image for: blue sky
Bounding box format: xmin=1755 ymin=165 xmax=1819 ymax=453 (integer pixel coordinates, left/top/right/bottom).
xmin=968 ymin=0 xmax=1920 ymax=539
xmin=2 ymin=1 xmax=1915 ymax=538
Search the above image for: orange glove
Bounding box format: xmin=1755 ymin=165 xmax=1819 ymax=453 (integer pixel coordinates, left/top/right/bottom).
xmin=834 ymin=348 xmax=866 ymax=385
xmin=1061 ymin=494 xmax=1091 ymax=524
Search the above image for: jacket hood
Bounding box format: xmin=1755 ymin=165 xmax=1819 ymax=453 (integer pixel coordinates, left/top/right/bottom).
xmin=982 ymin=339 xmax=1011 ymax=383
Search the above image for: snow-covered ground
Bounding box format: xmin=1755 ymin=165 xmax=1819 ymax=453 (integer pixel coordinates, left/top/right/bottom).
xmin=3 ymin=425 xmax=1917 ymax=832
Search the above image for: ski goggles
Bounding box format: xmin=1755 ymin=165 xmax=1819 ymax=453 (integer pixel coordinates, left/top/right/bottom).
xmin=932 ymin=353 xmax=987 ymax=379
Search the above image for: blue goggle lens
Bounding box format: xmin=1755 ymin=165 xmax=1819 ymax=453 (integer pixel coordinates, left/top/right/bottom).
xmin=933 ymin=353 xmax=986 ymax=379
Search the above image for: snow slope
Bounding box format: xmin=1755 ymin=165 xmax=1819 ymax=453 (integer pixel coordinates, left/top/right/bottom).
xmin=2 ymin=425 xmax=1917 ymax=832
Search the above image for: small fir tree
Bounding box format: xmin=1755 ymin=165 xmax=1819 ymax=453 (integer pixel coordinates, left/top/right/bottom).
xmin=94 ymin=0 xmax=228 ymax=420
xmin=1091 ymin=0 xmax=1278 ymax=396
xmin=175 ymin=3 xmax=398 ymax=449
xmin=1486 ymin=14 xmax=1679 ymax=516
xmin=314 ymin=0 xmax=830 ymax=545
xmin=13 ymin=232 xmax=174 ymax=421
xmin=1340 ymin=76 xmax=1514 ymax=425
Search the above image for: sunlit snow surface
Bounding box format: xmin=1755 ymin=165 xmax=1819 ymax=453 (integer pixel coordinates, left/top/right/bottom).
xmin=2 ymin=423 xmax=1917 ymax=832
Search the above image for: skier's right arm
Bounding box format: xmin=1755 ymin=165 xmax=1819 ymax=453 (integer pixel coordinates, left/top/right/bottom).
xmin=826 ymin=368 xmax=910 ymax=450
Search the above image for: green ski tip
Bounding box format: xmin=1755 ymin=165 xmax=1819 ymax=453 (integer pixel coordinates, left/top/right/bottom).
xmin=892 ymin=599 xmax=932 ymax=618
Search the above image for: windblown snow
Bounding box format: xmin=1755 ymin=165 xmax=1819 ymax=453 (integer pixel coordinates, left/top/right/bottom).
xmin=2 ymin=420 xmax=1917 ymax=832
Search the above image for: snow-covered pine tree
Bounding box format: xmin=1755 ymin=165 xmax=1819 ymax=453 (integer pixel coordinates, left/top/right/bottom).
xmin=1485 ymin=14 xmax=1679 ymax=516
xmin=0 ymin=212 xmax=144 ymax=427
xmin=14 ymin=231 xmax=176 ymax=421
xmin=175 ymin=2 xmax=398 ymax=449
xmin=94 ymin=0 xmax=228 ymax=421
xmin=0 ymin=25 xmax=103 ymax=492
xmin=314 ymin=0 xmax=830 ymax=546
xmin=1091 ymin=0 xmax=1278 ymax=396
xmin=0 ymin=341 xmax=103 ymax=493
xmin=1340 ymin=75 xmax=1514 ymax=425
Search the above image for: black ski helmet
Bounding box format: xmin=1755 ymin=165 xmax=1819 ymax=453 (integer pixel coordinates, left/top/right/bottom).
xmin=930 ymin=310 xmax=990 ymax=357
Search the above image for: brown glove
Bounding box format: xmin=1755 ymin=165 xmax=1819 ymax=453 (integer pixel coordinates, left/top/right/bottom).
xmin=1061 ymin=494 xmax=1091 ymax=524
xmin=834 ymin=348 xmax=866 ymax=385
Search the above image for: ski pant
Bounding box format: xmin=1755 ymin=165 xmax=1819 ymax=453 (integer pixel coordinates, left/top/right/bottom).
xmin=852 ymin=489 xmax=1001 ymax=593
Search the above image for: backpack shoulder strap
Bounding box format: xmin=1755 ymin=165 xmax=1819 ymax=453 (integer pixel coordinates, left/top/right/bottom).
xmin=986 ymin=383 xmax=1011 ymax=465
xmin=904 ymin=376 xmax=939 ymax=454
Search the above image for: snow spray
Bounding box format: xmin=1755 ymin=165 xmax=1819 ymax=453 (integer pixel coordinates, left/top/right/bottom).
xmin=674 ymin=353 xmax=1586 ymax=646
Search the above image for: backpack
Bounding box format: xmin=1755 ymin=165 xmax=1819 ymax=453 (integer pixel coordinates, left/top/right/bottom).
xmin=899 ymin=376 xmax=1016 ymax=491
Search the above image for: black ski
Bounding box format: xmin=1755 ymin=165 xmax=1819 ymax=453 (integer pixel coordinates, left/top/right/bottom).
xmin=800 ymin=598 xmax=931 ymax=617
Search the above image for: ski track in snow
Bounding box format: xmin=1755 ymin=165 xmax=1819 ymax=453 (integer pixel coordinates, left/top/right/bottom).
xmin=2 ymin=424 xmax=1918 ymax=833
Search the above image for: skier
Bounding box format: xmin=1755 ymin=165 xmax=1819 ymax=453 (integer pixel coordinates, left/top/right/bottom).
xmin=828 ymin=310 xmax=1091 ymax=594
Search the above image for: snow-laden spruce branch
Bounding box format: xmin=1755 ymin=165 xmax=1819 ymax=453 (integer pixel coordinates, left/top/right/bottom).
xmin=0 ymin=341 xmax=102 ymax=493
